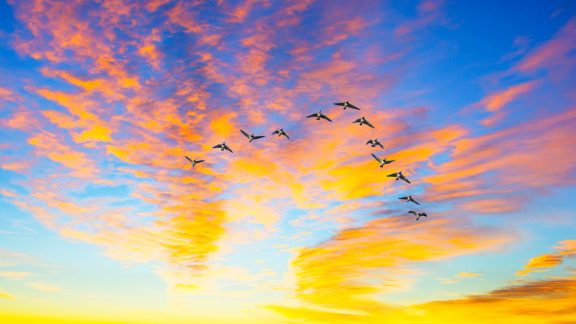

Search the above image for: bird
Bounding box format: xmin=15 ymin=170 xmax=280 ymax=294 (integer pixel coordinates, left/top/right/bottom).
xmin=185 ymin=156 xmax=204 ymax=167
xmin=212 ymin=142 xmax=233 ymax=153
xmin=387 ymin=171 xmax=411 ymax=184
xmin=307 ymin=110 xmax=332 ymax=122
xmin=399 ymin=195 xmax=420 ymax=205
xmin=334 ymin=101 xmax=360 ymax=110
xmin=240 ymin=129 xmax=265 ymax=143
xmin=353 ymin=117 xmax=374 ymax=128
xmin=366 ymin=138 xmax=384 ymax=149
xmin=371 ymin=153 xmax=395 ymax=167
xmin=272 ymin=128 xmax=290 ymax=139
xmin=408 ymin=210 xmax=427 ymax=220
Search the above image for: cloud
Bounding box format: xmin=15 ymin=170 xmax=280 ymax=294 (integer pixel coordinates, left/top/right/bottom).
xmin=455 ymin=272 xmax=481 ymax=279
xmin=26 ymin=282 xmax=61 ymax=293
xmin=270 ymin=216 xmax=512 ymax=319
xmin=516 ymin=240 xmax=576 ymax=276
xmin=0 ymin=271 xmax=32 ymax=280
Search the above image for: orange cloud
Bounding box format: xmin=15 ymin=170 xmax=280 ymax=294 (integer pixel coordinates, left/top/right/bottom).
xmin=481 ymin=82 xmax=535 ymax=113
xmin=516 ymin=240 xmax=576 ymax=276
xmin=272 ymin=216 xmax=512 ymax=320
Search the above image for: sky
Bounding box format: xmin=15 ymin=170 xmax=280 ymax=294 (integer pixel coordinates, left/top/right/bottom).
xmin=0 ymin=0 xmax=575 ymax=323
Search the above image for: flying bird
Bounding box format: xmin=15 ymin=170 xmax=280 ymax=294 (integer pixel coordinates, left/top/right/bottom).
xmin=334 ymin=101 xmax=360 ymax=110
xmin=185 ymin=156 xmax=204 ymax=167
xmin=408 ymin=210 xmax=427 ymax=220
xmin=399 ymin=195 xmax=420 ymax=205
xmin=272 ymin=128 xmax=290 ymax=139
xmin=307 ymin=110 xmax=332 ymax=122
xmin=240 ymin=129 xmax=265 ymax=142
xmin=353 ymin=117 xmax=375 ymax=128
xmin=366 ymin=138 xmax=384 ymax=149
xmin=388 ymin=171 xmax=411 ymax=184
xmin=212 ymin=142 xmax=233 ymax=153
xmin=371 ymin=153 xmax=395 ymax=167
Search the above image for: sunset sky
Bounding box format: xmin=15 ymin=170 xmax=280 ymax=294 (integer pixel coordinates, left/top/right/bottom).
xmin=1 ymin=0 xmax=575 ymax=323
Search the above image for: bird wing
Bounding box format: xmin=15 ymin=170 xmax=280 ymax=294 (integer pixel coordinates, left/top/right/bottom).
xmin=225 ymin=145 xmax=233 ymax=153
xmin=185 ymin=156 xmax=194 ymax=164
xmin=376 ymin=142 xmax=384 ymax=148
xmin=348 ymin=103 xmax=360 ymax=110
xmin=306 ymin=113 xmax=316 ymax=118
xmin=212 ymin=144 xmax=222 ymax=149
xmin=419 ymin=213 xmax=428 ymax=217
xmin=386 ymin=159 xmax=395 ymax=164
xmin=196 ymin=159 xmax=205 ymax=163
xmin=364 ymin=119 xmax=375 ymax=128
xmin=401 ymin=175 xmax=411 ymax=184
xmin=353 ymin=118 xmax=361 ymax=123
xmin=334 ymin=102 xmax=345 ymax=106
xmin=412 ymin=198 xmax=420 ymax=205
xmin=240 ymin=130 xmax=250 ymax=138
xmin=371 ymin=153 xmax=382 ymax=163
xmin=253 ymin=135 xmax=265 ymax=140
xmin=366 ymin=139 xmax=373 ymax=145
xmin=387 ymin=173 xmax=398 ymax=177
xmin=399 ymin=196 xmax=408 ymax=200
xmin=272 ymin=130 xmax=280 ymax=135
xmin=320 ymin=114 xmax=332 ymax=122
xmin=283 ymin=132 xmax=290 ymax=139
xmin=408 ymin=210 xmax=417 ymax=215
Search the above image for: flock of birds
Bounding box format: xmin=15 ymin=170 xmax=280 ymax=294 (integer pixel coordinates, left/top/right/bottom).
xmin=185 ymin=101 xmax=429 ymax=221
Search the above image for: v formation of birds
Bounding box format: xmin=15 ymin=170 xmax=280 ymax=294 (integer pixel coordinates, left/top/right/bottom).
xmin=185 ymin=101 xmax=429 ymax=221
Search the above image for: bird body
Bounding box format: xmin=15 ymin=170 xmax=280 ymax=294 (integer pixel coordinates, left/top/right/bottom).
xmin=353 ymin=117 xmax=375 ymax=128
xmin=272 ymin=128 xmax=290 ymax=139
xmin=334 ymin=101 xmax=360 ymax=110
xmin=387 ymin=171 xmax=411 ymax=184
xmin=307 ymin=110 xmax=332 ymax=122
xmin=366 ymin=139 xmax=384 ymax=149
xmin=185 ymin=156 xmax=204 ymax=167
xmin=371 ymin=153 xmax=395 ymax=167
xmin=240 ymin=129 xmax=265 ymax=143
xmin=212 ymin=142 xmax=233 ymax=153
xmin=399 ymin=195 xmax=420 ymax=205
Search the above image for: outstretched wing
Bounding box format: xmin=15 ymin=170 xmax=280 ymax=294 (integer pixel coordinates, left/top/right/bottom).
xmin=320 ymin=114 xmax=332 ymax=122
xmin=334 ymin=102 xmax=345 ymax=106
xmin=366 ymin=139 xmax=374 ymax=145
xmin=306 ymin=113 xmax=317 ymax=118
xmin=353 ymin=118 xmax=362 ymax=124
xmin=377 ymin=142 xmax=384 ymax=148
xmin=364 ymin=119 xmax=375 ymax=128
xmin=412 ymin=198 xmax=420 ymax=205
xmin=408 ymin=210 xmax=417 ymax=215
xmin=272 ymin=130 xmax=280 ymax=135
xmin=240 ymin=129 xmax=250 ymax=139
xmin=386 ymin=159 xmax=395 ymax=164
xmin=387 ymin=173 xmax=398 ymax=178
xmin=419 ymin=213 xmax=428 ymax=217
xmin=347 ymin=103 xmax=360 ymax=110
xmin=212 ymin=144 xmax=222 ymax=149
xmin=253 ymin=135 xmax=265 ymax=140
xmin=283 ymin=132 xmax=290 ymax=139
xmin=225 ymin=145 xmax=233 ymax=153
xmin=196 ymin=159 xmax=205 ymax=164
xmin=399 ymin=196 xmax=408 ymax=200
xmin=401 ymin=175 xmax=411 ymax=184
xmin=185 ymin=156 xmax=194 ymax=164
xmin=371 ymin=153 xmax=382 ymax=163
